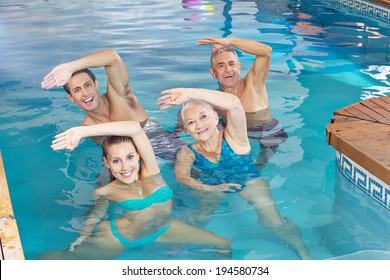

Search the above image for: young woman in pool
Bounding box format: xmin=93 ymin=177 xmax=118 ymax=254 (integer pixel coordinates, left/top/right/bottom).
xmin=40 ymin=121 xmax=231 ymax=260
xmin=158 ymin=88 xmax=313 ymax=260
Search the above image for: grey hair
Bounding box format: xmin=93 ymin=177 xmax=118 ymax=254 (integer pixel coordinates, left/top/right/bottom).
xmin=210 ymin=46 xmax=239 ymax=67
xmin=181 ymin=99 xmax=216 ymax=125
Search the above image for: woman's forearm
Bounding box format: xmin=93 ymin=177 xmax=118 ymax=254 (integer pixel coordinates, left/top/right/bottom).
xmin=185 ymin=88 xmax=242 ymax=112
xmin=176 ymin=174 xmax=211 ymax=192
xmin=79 ymin=121 xmax=142 ymax=139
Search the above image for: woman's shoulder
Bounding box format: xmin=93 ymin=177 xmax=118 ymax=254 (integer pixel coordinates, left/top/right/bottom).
xmin=177 ymin=144 xmax=196 ymax=160
xmin=95 ymin=179 xmax=123 ymax=196
xmin=140 ymin=173 xmax=166 ymax=187
xmin=93 ymin=185 xmax=109 ymax=198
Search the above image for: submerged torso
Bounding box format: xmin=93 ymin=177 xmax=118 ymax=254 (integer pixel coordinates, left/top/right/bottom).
xmin=103 ymin=174 xmax=172 ymax=241
xmin=189 ymin=137 xmax=261 ymax=187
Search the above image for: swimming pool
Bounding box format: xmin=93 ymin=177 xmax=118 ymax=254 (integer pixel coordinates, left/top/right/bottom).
xmin=0 ymin=0 xmax=389 ymax=260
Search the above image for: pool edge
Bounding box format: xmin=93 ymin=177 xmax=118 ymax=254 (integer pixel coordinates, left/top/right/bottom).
xmin=336 ymin=151 xmax=390 ymax=212
xmin=0 ymin=150 xmax=25 ymax=260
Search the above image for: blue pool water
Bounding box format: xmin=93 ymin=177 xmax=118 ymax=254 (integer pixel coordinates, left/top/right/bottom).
xmin=0 ymin=0 xmax=389 ymax=260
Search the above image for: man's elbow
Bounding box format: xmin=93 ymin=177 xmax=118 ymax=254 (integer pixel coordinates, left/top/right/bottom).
xmin=103 ymin=49 xmax=121 ymax=62
xmin=263 ymin=45 xmax=272 ymax=57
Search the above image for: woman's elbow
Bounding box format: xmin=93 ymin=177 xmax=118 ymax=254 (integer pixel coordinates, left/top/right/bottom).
xmin=231 ymin=96 xmax=243 ymax=110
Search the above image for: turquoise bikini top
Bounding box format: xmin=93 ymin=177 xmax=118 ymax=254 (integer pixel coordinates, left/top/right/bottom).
xmin=115 ymin=186 xmax=173 ymax=211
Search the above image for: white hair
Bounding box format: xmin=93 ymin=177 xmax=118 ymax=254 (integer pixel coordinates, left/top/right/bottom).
xmin=181 ymin=99 xmax=216 ymax=125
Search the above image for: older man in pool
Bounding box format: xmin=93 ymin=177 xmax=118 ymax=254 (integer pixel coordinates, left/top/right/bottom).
xmin=41 ymin=49 xmax=183 ymax=160
xmin=197 ymin=37 xmax=288 ymax=169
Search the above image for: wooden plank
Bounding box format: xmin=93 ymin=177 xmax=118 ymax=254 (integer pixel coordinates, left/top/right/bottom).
xmin=368 ymin=97 xmax=390 ymax=112
xmin=326 ymin=121 xmax=372 ymax=146
xmin=366 ymin=98 xmax=390 ymax=119
xmin=331 ymin=115 xmax=361 ymax=123
xmin=334 ymin=136 xmax=390 ymax=185
xmin=343 ymin=106 xmax=377 ymax=122
xmin=351 ymin=102 xmax=389 ymax=123
xmin=325 ymin=124 xmax=333 ymax=145
xmin=352 ymin=136 xmax=390 ymax=160
xmin=344 ymin=132 xmax=390 ymax=148
xmin=382 ymin=95 xmax=390 ymax=104
xmin=338 ymin=124 xmax=390 ymax=139
xmin=338 ymin=134 xmax=390 ymax=150
xmin=326 ymin=119 xmax=376 ymax=132
xmin=358 ymin=102 xmax=390 ymax=124
xmin=334 ymin=108 xmax=355 ymax=117
xmin=368 ymin=1 xmax=390 ymax=8
xmin=327 ymin=96 xmax=390 ymax=186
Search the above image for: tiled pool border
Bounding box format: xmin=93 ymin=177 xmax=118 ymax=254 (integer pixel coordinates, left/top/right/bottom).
xmin=336 ymin=150 xmax=390 ymax=212
xmin=323 ymin=0 xmax=390 ymax=26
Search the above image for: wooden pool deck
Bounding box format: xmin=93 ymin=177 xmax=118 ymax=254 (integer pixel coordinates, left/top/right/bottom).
xmin=371 ymin=0 xmax=390 ymax=7
xmin=0 ymin=151 xmax=24 ymax=260
xmin=326 ymin=96 xmax=390 ymax=187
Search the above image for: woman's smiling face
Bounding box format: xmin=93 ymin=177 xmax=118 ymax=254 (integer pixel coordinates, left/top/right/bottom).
xmin=104 ymin=141 xmax=140 ymax=184
xmin=182 ymin=102 xmax=219 ymax=141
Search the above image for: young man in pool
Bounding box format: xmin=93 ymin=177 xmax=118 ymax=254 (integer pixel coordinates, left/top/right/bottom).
xmin=41 ymin=49 xmax=183 ymax=160
xmin=197 ymin=37 xmax=288 ymax=169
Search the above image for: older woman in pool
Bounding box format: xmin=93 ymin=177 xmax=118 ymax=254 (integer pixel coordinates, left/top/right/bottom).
xmin=158 ymin=88 xmax=313 ymax=260
xmin=39 ymin=121 xmax=231 ymax=260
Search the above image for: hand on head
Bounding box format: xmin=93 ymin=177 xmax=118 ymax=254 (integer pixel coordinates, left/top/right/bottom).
xmin=41 ymin=63 xmax=72 ymax=90
xmin=196 ymin=37 xmax=229 ymax=53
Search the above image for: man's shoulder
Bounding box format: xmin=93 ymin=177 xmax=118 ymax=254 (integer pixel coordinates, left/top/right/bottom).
xmin=81 ymin=116 xmax=99 ymax=126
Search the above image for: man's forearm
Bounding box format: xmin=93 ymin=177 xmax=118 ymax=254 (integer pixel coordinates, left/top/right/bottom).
xmin=67 ymin=49 xmax=120 ymax=72
xmin=228 ymin=37 xmax=272 ymax=57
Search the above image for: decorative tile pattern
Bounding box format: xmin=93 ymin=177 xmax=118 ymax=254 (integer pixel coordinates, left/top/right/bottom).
xmin=323 ymin=0 xmax=390 ymax=26
xmin=336 ymin=151 xmax=390 ymax=211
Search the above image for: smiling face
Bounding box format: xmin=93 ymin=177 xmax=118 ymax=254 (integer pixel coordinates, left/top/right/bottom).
xmin=182 ymin=101 xmax=219 ymax=142
xmin=210 ymin=49 xmax=242 ymax=90
xmin=103 ymin=138 xmax=140 ymax=184
xmin=66 ymin=72 xmax=100 ymax=112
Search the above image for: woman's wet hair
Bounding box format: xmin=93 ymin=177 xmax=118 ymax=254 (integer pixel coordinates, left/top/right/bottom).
xmin=102 ymin=136 xmax=136 ymax=159
xmin=63 ymin=68 xmax=97 ymax=94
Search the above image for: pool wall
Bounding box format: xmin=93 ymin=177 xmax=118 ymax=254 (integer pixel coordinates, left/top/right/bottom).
xmin=323 ymin=0 xmax=390 ymax=26
xmin=326 ymin=161 xmax=390 ymax=257
xmin=0 ymin=151 xmax=24 ymax=260
xmin=336 ymin=151 xmax=390 ymax=212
